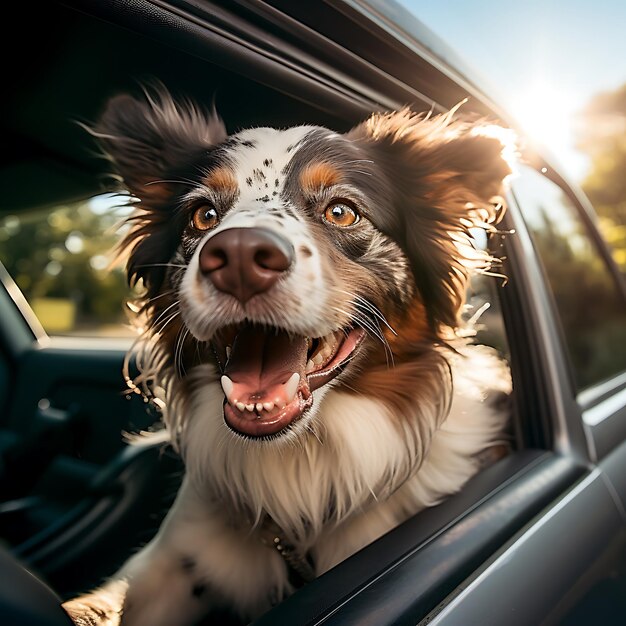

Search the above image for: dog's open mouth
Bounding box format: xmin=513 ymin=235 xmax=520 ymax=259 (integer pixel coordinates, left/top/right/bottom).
xmin=213 ymin=323 xmax=365 ymax=438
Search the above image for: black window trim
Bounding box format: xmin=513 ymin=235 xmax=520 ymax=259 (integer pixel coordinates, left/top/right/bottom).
xmin=503 ymin=188 xmax=591 ymax=463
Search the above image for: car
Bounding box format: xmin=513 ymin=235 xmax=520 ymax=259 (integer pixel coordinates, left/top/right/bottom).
xmin=1 ymin=1 xmax=625 ymax=625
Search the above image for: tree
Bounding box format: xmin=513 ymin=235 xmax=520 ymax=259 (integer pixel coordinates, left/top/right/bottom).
xmin=576 ymin=83 xmax=626 ymax=269
xmin=0 ymin=196 xmax=132 ymax=335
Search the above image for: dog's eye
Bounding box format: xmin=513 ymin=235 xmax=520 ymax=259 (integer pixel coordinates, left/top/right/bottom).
xmin=191 ymin=205 xmax=219 ymax=231
xmin=323 ymin=202 xmax=359 ymax=227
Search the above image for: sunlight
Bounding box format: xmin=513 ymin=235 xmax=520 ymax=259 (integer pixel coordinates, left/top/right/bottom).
xmin=510 ymin=80 xmax=589 ymax=179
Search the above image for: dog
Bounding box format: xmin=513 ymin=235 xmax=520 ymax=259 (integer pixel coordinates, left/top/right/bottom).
xmin=64 ymin=89 xmax=513 ymax=625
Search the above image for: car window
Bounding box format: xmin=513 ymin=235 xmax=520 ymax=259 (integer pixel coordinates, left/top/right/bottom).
xmin=512 ymin=166 xmax=626 ymax=391
xmin=0 ymin=194 xmax=133 ymax=337
xmin=462 ymin=227 xmax=510 ymax=359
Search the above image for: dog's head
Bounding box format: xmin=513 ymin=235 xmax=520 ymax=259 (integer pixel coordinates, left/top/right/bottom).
xmin=96 ymin=90 xmax=512 ymax=443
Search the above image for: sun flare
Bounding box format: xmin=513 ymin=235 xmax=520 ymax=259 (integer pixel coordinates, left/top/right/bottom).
xmin=512 ymin=82 xmax=575 ymax=147
xmin=509 ymin=80 xmax=590 ymax=178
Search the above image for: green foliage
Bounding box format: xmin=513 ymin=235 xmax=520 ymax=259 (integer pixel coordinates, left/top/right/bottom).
xmin=531 ymin=210 xmax=626 ymax=388
xmin=0 ymin=196 xmax=132 ymax=335
xmin=514 ymin=169 xmax=626 ymax=390
xmin=577 ymin=83 xmax=626 ymax=270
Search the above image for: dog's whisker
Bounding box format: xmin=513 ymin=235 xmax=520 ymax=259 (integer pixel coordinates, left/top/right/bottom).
xmin=355 ymin=301 xmax=397 ymax=336
xmin=333 ymin=379 xmax=367 ymax=397
xmin=345 ymin=169 xmax=373 ymax=177
xmin=334 ymin=288 xmax=395 ymax=330
xmin=341 ymin=307 xmax=394 ymax=365
xmin=194 ymin=336 xmax=204 ymax=365
xmin=344 ymin=303 xmax=396 ymax=367
xmin=144 ymin=177 xmax=198 ymax=186
xmin=154 ymin=313 xmax=181 ymax=338
xmin=135 ymin=263 xmax=188 ymax=269
xmin=304 ymin=423 xmax=324 ymax=447
xmin=330 ymin=304 xmax=395 ymax=368
xmin=332 ymin=306 xmax=381 ymax=341
xmin=152 ymin=300 xmax=181 ymax=328
xmin=354 ymin=304 xmax=397 ymax=342
xmin=341 ymin=159 xmax=375 ymax=165
xmin=336 ymin=289 xmax=398 ymax=335
xmin=171 ymin=325 xmax=189 ymax=378
xmin=143 ymin=290 xmax=176 ymax=305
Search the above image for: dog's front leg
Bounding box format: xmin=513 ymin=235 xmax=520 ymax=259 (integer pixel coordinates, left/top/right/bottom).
xmin=63 ymin=543 xmax=216 ymax=626
xmin=63 ymin=478 xmax=291 ymax=625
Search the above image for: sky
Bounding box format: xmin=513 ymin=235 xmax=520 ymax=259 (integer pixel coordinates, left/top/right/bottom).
xmin=396 ymin=0 xmax=626 ymax=181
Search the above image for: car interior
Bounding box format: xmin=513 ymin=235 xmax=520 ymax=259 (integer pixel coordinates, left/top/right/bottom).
xmin=1 ymin=2 xmax=625 ymax=625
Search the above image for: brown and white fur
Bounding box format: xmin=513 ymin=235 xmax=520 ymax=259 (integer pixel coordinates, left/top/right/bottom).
xmin=64 ymin=90 xmax=513 ymax=625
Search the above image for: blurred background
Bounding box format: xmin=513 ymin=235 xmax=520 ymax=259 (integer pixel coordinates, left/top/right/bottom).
xmin=0 ymin=194 xmax=131 ymax=335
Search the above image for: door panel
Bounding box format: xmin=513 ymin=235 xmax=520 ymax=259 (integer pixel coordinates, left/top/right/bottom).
xmin=253 ymin=452 xmax=586 ymax=626
xmin=7 ymin=342 xmax=154 ymax=460
xmin=599 ymin=438 xmax=626 ymax=513
xmin=424 ymin=470 xmax=625 ymax=626
xmin=0 ymin=340 xmax=179 ymax=594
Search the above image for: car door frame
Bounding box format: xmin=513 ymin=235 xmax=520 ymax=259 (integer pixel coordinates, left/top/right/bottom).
xmin=3 ymin=0 xmax=625 ymax=622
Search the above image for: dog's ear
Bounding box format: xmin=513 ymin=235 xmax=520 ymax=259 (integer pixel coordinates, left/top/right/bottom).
xmin=347 ymin=108 xmax=514 ymax=333
xmin=95 ymin=88 xmax=227 ymax=202
xmin=92 ymin=88 xmax=227 ymax=296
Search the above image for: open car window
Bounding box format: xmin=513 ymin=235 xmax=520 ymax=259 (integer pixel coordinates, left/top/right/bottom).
xmin=0 ymin=195 xmax=133 ymax=337
xmin=511 ymin=166 xmax=626 ymax=392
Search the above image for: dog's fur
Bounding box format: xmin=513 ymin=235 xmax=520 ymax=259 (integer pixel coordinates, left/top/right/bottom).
xmin=64 ymin=90 xmax=513 ymax=625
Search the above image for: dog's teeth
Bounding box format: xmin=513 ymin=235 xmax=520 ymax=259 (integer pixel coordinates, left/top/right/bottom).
xmin=312 ymin=353 xmax=324 ymax=366
xmin=236 ymin=402 xmax=246 ymax=412
xmin=306 ymin=359 xmax=315 ymax=373
xmin=226 ymin=346 xmax=231 ymax=359
xmin=245 ymin=403 xmax=255 ymax=412
xmin=263 ymin=401 xmax=274 ymax=411
xmin=324 ymin=333 xmax=337 ymax=353
xmin=284 ymin=372 xmax=300 ymax=402
xmin=220 ymin=376 xmax=234 ymax=401
xmin=256 ymin=403 xmax=264 ymax=412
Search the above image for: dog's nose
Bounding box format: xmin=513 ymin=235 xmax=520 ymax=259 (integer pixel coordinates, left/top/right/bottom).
xmin=199 ymin=227 xmax=294 ymax=302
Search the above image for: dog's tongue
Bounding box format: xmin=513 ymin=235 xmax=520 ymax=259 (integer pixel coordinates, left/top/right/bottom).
xmin=223 ymin=325 xmax=308 ymax=408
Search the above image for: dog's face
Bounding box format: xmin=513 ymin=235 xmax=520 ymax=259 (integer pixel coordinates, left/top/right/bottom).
xmin=96 ymin=91 xmax=511 ymax=442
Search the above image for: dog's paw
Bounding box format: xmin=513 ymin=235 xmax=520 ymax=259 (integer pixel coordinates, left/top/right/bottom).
xmin=63 ymin=580 xmax=127 ymax=626
xmin=117 ymin=562 xmax=215 ymax=626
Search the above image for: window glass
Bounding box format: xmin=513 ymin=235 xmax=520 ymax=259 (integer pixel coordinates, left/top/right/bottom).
xmin=465 ymin=272 xmax=509 ymax=358
xmin=460 ymin=227 xmax=510 ymax=359
xmin=512 ymin=166 xmax=626 ymax=390
xmin=0 ymin=195 xmax=134 ymax=337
